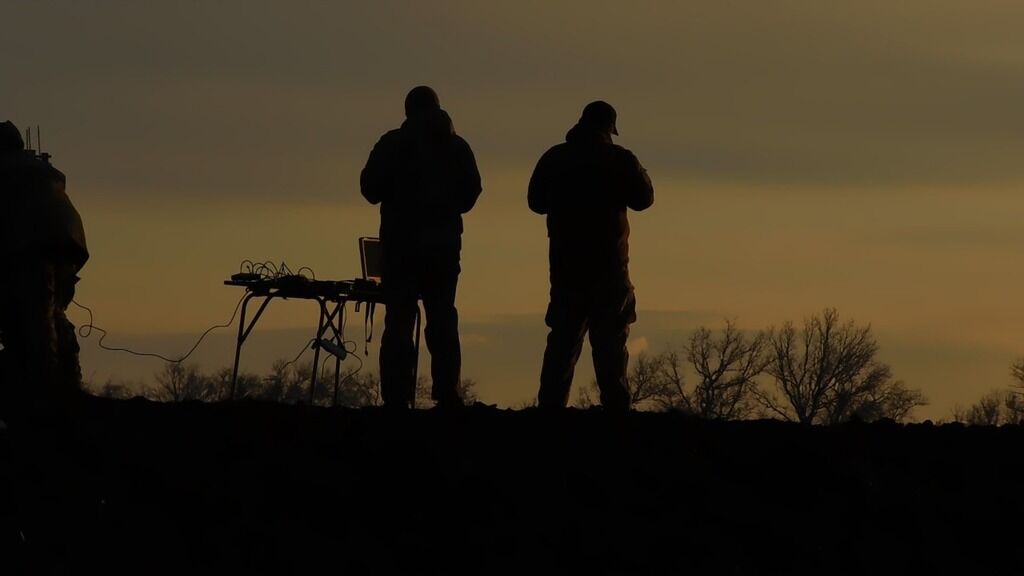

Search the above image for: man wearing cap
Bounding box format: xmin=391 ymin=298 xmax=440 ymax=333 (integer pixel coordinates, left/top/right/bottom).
xmin=361 ymin=86 xmax=482 ymax=409
xmin=0 ymin=120 xmax=89 ymax=423
xmin=528 ymin=101 xmax=654 ymax=412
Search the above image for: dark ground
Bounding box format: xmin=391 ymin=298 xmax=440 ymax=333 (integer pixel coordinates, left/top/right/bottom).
xmin=1 ymin=397 xmax=1023 ymax=574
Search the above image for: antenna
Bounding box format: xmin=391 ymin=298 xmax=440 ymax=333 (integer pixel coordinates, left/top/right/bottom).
xmin=36 ymin=126 xmax=51 ymax=163
xmin=25 ymin=128 xmax=32 ymax=151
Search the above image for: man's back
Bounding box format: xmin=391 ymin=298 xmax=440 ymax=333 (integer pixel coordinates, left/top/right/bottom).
xmin=528 ymin=123 xmax=653 ymax=284
xmin=531 ymin=101 xmax=653 ymax=411
xmin=360 ymin=109 xmax=481 ymax=250
xmin=0 ymin=151 xmax=88 ymax=272
xmin=358 ymin=87 xmax=481 ymax=409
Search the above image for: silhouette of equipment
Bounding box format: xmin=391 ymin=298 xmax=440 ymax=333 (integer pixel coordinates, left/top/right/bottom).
xmin=225 ymin=246 xmax=423 ymax=405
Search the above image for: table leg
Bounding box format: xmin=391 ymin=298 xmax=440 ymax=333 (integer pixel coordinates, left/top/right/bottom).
xmin=309 ymin=299 xmax=328 ymax=405
xmin=230 ymin=294 xmax=274 ymax=400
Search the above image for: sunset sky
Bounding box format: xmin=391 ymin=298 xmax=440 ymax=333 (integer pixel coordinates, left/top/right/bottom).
xmin=3 ymin=2 xmax=1022 ymax=417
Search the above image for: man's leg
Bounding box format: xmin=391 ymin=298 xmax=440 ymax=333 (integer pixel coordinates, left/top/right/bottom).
xmin=1 ymin=261 xmax=59 ymax=424
xmin=54 ymin=312 xmax=82 ymax=406
xmin=419 ymin=251 xmax=462 ymax=405
xmin=589 ymin=287 xmax=636 ymax=413
xmin=53 ymin=265 xmax=83 ymax=402
xmin=380 ymin=249 xmax=419 ymax=408
xmin=380 ymin=298 xmax=418 ymax=407
xmin=538 ymin=287 xmax=589 ymax=408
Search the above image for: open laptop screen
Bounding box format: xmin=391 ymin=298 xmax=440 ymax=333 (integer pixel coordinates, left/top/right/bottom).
xmin=359 ymin=237 xmax=383 ymax=284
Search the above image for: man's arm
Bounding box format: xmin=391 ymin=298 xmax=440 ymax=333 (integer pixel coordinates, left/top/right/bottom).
xmin=359 ymin=136 xmax=391 ymax=205
xmin=622 ymin=150 xmax=654 ymax=211
xmin=455 ymin=138 xmax=482 ymax=214
xmin=527 ymin=149 xmax=556 ymax=215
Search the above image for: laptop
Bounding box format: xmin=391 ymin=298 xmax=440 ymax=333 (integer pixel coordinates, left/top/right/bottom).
xmin=359 ymin=237 xmax=383 ymax=284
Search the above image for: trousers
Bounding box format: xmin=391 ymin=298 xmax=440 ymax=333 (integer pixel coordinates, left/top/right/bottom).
xmin=379 ymin=244 xmax=461 ymax=407
xmin=538 ymin=282 xmax=636 ymax=411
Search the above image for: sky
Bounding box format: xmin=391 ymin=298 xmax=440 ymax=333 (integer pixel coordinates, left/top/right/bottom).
xmin=3 ymin=1 xmax=1022 ymax=417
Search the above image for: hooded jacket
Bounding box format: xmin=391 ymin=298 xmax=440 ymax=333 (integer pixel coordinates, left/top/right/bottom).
xmin=361 ymin=109 xmax=481 ymax=251
xmin=528 ymin=124 xmax=653 ymax=287
xmin=0 ymin=148 xmax=88 ymax=273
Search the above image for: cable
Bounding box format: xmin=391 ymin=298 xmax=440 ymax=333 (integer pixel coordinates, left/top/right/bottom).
xmin=70 ymin=294 xmax=246 ymax=364
xmin=278 ymin=338 xmax=316 ymax=372
xmin=329 ymin=342 xmax=365 ymax=405
xmin=239 ymin=259 xmax=316 ymax=282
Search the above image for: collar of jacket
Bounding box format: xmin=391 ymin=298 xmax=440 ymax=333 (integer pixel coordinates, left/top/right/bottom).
xmin=565 ymin=123 xmax=612 ymax=144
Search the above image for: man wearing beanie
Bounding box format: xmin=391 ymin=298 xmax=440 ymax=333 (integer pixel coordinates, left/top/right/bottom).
xmin=360 ymin=87 xmax=482 ymax=409
xmin=0 ymin=120 xmax=89 ymax=424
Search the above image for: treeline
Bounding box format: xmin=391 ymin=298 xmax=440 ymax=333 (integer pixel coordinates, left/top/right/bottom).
xmin=86 ymin=307 xmax=1024 ymax=424
xmin=578 ymin=307 xmax=1022 ymax=425
xmin=951 ymin=357 xmax=1024 ymax=425
xmin=576 ymin=308 xmax=928 ymax=423
xmin=89 ymin=359 xmax=478 ymax=409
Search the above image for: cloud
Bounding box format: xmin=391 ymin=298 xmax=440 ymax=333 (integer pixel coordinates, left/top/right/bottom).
xmin=4 ymin=1 xmax=1022 ymax=207
xmin=626 ymin=337 xmax=650 ymax=357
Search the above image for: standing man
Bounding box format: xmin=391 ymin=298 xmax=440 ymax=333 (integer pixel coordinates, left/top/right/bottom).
xmin=361 ymin=86 xmax=482 ymax=409
xmin=0 ymin=120 xmax=89 ymax=424
xmin=528 ymin=101 xmax=654 ymax=412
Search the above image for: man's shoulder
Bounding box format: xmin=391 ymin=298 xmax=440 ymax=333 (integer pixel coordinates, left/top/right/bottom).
xmin=451 ymin=133 xmax=475 ymax=154
xmin=540 ymin=142 xmax=572 ymax=160
xmin=1 ymin=154 xmax=63 ymax=182
xmin=608 ymin=142 xmax=637 ymax=158
xmin=606 ymin=143 xmax=645 ymax=169
xmin=377 ymin=127 xmax=405 ymax=145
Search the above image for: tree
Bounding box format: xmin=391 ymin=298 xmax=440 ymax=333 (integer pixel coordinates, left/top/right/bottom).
xmin=414 ymin=376 xmax=479 ymax=407
xmin=573 ymin=324 xmax=767 ymax=417
xmin=258 ymin=359 xmax=315 ymax=404
xmin=755 ymin=309 xmax=911 ymax=424
xmin=331 ymin=370 xmax=382 ymax=408
xmin=682 ymin=322 xmax=769 ymax=419
xmin=91 ymin=378 xmax=138 ymax=400
xmin=1011 ymin=359 xmax=1024 ymax=421
xmin=625 ymin=352 xmax=674 ymax=410
xmin=152 ymin=362 xmax=217 ymax=402
xmin=210 ymin=367 xmax=261 ymax=401
xmin=574 ymin=352 xmax=676 ymax=410
xmin=846 ymin=379 xmax=927 ymax=422
xmin=952 ymin=388 xmax=1022 ymax=426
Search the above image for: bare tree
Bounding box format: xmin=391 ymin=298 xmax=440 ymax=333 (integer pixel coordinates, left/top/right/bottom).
xmin=90 ymin=378 xmax=139 ymax=400
xmin=330 ymin=370 xmax=382 ymax=408
xmin=952 ymin=383 xmax=1023 ymax=426
xmin=152 ymin=362 xmax=217 ymax=402
xmin=573 ymin=352 xmax=676 ymax=410
xmin=1011 ymin=359 xmax=1024 ymax=421
xmin=847 ymin=379 xmax=927 ymax=422
xmin=257 ymin=360 xmax=315 ymax=404
xmin=1006 ymin=392 xmax=1024 ymax=424
xmin=683 ymin=322 xmax=768 ymax=419
xmin=575 ymin=383 xmax=598 ymax=409
xmin=654 ymin=350 xmax=687 ymax=411
xmin=571 ymin=325 xmax=767 ymax=417
xmin=209 ymin=367 xmax=261 ymax=401
xmin=82 ymin=376 xmax=146 ymax=399
xmin=952 ymin=390 xmax=1011 ymax=425
xmin=414 ymin=376 xmax=479 ymax=407
xmin=756 ymin=309 xmax=900 ymax=424
xmin=626 ymin=352 xmax=674 ymax=410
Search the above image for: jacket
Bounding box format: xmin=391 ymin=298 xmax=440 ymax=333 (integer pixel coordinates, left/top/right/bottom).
xmin=528 ymin=124 xmax=653 ymax=286
xmin=360 ymin=109 xmax=481 ymax=251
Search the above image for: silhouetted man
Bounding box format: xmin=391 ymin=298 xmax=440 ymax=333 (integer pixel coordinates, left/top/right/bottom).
xmin=361 ymin=87 xmax=482 ymax=408
xmin=529 ymin=101 xmax=654 ymax=412
xmin=0 ymin=121 xmax=89 ymax=423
